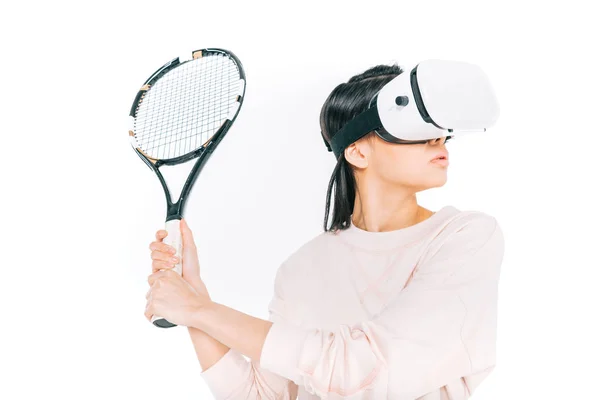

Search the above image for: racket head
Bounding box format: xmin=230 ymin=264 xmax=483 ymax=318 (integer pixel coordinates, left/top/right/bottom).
xmin=128 ymin=48 xmax=246 ymax=168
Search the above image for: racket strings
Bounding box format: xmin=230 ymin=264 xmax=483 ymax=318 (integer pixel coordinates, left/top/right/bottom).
xmin=138 ymin=57 xmax=238 ymax=157
xmin=138 ymin=57 xmax=236 ymax=152
xmin=133 ymin=53 xmax=241 ymax=160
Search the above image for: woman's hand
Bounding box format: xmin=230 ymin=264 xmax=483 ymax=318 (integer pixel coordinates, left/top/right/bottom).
xmin=144 ymin=268 xmax=211 ymax=327
xmin=148 ymin=218 xmax=211 ymax=299
xmin=146 ymin=218 xmax=212 ymax=325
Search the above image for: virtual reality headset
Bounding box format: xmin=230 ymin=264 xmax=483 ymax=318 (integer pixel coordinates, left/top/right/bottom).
xmin=324 ymin=59 xmax=500 ymax=159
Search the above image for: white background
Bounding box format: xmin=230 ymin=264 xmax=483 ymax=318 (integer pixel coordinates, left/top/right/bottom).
xmin=1 ymin=0 xmax=598 ymax=398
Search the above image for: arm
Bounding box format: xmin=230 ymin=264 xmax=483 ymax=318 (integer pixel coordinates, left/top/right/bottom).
xmin=197 ymin=267 xmax=299 ymax=399
xmin=182 ymin=279 xmax=232 ymax=372
xmin=148 ymin=222 xmax=298 ymax=398
xmin=193 ymin=215 xmax=504 ymax=399
xmin=186 ymin=327 xmax=229 ymax=372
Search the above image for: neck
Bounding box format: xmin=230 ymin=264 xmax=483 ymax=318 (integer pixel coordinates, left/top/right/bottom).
xmin=351 ymin=184 xmax=429 ymax=232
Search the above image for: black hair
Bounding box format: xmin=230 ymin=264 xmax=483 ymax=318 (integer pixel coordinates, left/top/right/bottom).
xmin=320 ymin=63 xmax=404 ymax=233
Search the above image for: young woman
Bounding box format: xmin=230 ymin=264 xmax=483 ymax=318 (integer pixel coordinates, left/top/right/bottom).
xmin=145 ymin=63 xmax=505 ymax=399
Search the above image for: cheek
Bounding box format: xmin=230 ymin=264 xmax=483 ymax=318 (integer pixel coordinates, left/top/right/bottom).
xmin=374 ymin=153 xmax=421 ymax=182
xmin=380 ymin=152 xmax=448 ymax=187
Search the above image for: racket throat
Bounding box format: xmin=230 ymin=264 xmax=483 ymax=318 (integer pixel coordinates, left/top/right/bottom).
xmin=166 ymin=203 xmax=183 ymax=221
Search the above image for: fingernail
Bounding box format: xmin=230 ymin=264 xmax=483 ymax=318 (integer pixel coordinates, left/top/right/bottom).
xmin=171 ymin=257 xmax=178 ymax=263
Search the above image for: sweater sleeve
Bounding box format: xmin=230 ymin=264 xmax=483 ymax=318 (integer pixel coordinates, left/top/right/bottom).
xmin=259 ymin=215 xmax=504 ymax=400
xmin=199 ymin=266 xmax=298 ymax=399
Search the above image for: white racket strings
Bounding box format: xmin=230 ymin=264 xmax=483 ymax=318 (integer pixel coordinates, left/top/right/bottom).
xmin=133 ymin=54 xmax=241 ymax=160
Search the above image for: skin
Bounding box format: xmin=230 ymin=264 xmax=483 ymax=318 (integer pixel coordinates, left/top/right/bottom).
xmin=345 ymin=133 xmax=449 ymax=232
xmin=144 ymin=134 xmax=448 ymax=397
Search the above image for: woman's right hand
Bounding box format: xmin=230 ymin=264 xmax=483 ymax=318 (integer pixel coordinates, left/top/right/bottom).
xmin=148 ymin=219 xmax=210 ymax=300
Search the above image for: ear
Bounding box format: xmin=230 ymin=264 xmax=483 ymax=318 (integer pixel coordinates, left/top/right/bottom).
xmin=344 ymin=141 xmax=369 ymax=169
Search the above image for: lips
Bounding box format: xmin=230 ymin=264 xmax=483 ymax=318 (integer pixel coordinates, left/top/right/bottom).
xmin=431 ymin=152 xmax=449 ymax=161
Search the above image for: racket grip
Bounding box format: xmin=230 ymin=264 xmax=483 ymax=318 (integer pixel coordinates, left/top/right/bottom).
xmin=151 ymin=218 xmax=183 ymax=328
xmin=163 ymin=219 xmax=183 ymax=276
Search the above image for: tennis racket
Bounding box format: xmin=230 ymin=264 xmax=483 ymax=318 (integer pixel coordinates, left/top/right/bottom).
xmin=128 ymin=48 xmax=246 ymax=328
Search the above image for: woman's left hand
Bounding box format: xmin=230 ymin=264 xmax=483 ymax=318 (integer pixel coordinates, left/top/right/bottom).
xmin=145 ymin=268 xmax=211 ymax=327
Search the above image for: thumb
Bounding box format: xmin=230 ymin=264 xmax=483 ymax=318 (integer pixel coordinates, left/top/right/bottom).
xmin=179 ymin=219 xmax=201 ymax=284
xmin=180 ymin=218 xmax=197 ymax=254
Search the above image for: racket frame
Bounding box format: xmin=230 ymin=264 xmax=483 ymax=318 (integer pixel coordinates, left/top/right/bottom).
xmin=128 ymin=48 xmax=246 ymax=327
xmin=129 ymin=47 xmax=246 ymax=221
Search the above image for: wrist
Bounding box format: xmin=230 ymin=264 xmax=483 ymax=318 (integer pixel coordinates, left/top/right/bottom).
xmin=186 ymin=277 xmax=208 ymax=295
xmin=190 ymin=299 xmax=218 ymax=331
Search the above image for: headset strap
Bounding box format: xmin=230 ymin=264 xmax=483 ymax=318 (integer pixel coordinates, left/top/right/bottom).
xmin=328 ymin=106 xmax=382 ymax=159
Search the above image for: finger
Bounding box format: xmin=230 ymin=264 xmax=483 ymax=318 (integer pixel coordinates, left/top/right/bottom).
xmin=144 ymin=302 xmax=153 ymax=321
xmin=147 ymin=270 xmax=167 ymax=286
xmin=155 ymin=229 xmax=168 ymax=241
xmin=148 ymin=272 xmax=159 ymax=286
xmin=152 ymin=259 xmax=176 ymax=273
xmin=149 ymin=241 xmax=176 ymax=255
xmin=150 ymin=249 xmax=179 ymax=263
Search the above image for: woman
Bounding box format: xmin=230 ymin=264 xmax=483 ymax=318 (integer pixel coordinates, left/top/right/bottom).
xmin=145 ymin=63 xmax=505 ymax=399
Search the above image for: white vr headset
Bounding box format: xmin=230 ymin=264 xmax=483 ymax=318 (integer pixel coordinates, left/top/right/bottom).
xmin=324 ymin=59 xmax=500 ymax=159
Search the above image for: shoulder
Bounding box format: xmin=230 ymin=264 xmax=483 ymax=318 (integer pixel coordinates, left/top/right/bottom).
xmin=276 ymin=231 xmax=330 ymax=275
xmin=271 ymin=229 xmax=338 ymax=287
xmin=447 ymin=208 xmax=502 ymax=242
xmin=426 ymin=207 xmax=504 ymax=261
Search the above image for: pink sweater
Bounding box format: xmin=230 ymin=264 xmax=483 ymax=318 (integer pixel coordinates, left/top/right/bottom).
xmin=200 ymin=205 xmax=505 ymax=399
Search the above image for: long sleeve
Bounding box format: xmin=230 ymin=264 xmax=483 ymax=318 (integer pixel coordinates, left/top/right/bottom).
xmin=199 ymin=266 xmax=298 ymax=399
xmin=259 ymin=215 xmax=504 ymax=399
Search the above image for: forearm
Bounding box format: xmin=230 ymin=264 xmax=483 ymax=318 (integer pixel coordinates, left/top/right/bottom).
xmin=191 ymin=301 xmax=273 ymax=362
xmin=190 ymin=316 xmax=299 ymax=400
xmin=186 ymin=281 xmax=232 ymax=372
xmin=187 ymin=326 xmax=231 ymax=372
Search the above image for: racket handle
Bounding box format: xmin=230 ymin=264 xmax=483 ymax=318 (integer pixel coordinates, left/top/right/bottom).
xmin=151 ymin=218 xmax=183 ymax=328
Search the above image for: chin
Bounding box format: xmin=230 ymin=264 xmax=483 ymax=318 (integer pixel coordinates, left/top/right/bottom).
xmin=435 ymin=177 xmax=448 ymax=187
xmin=413 ymin=177 xmax=447 ymax=193
xmin=428 ymin=175 xmax=448 ymax=188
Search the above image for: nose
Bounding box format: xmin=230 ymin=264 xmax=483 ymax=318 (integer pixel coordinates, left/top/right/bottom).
xmin=428 ymin=137 xmax=446 ymax=145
